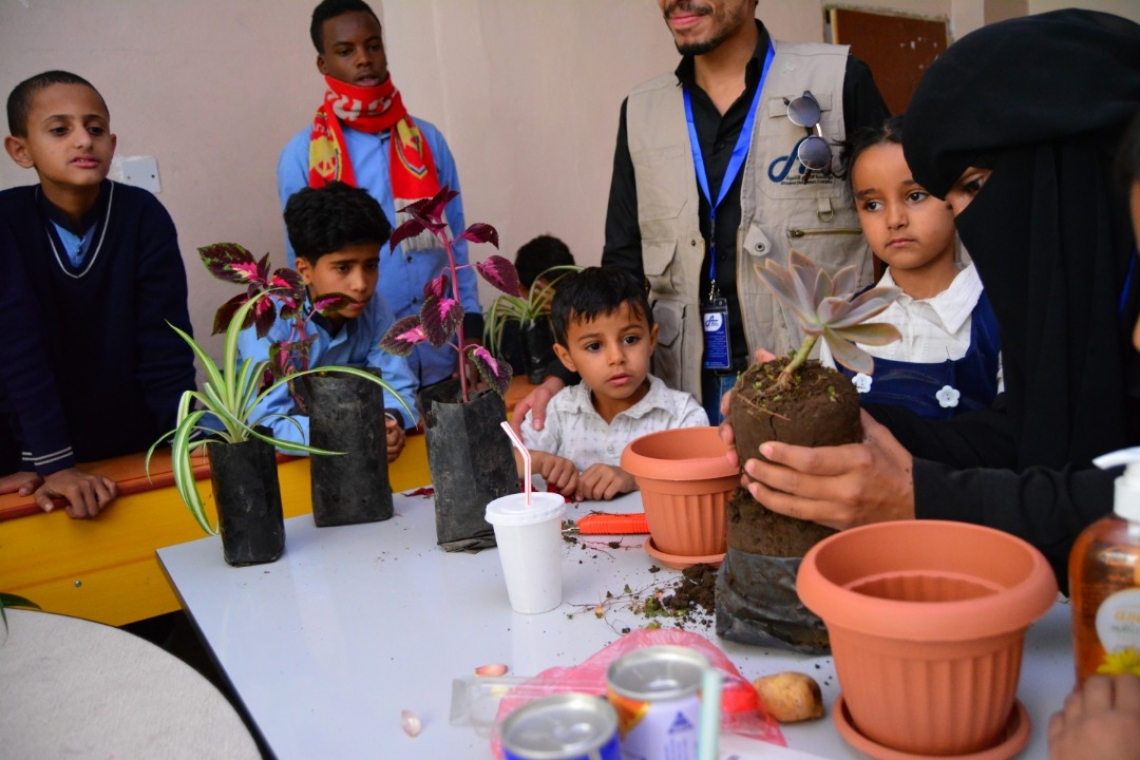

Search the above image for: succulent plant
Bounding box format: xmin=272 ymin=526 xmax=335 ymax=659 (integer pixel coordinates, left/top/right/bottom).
xmin=756 ymin=249 xmax=902 ymax=390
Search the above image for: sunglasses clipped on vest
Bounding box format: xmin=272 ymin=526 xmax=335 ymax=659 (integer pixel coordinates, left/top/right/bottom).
xmin=770 ymin=91 xmax=832 ymax=183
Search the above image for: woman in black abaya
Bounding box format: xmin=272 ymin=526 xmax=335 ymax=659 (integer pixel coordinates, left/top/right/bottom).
xmin=728 ymin=9 xmax=1140 ymax=588
xmin=902 ymin=8 xmax=1140 ymax=472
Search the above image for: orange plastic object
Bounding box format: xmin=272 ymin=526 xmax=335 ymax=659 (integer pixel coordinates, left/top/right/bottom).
xmin=574 ymin=513 xmax=649 ymax=535
xmin=620 ymin=427 xmax=736 ymax=556
xmin=797 ymin=520 xmax=1056 ymax=757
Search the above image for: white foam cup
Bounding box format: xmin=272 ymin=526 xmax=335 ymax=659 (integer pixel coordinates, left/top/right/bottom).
xmin=484 ymin=492 xmax=566 ymax=614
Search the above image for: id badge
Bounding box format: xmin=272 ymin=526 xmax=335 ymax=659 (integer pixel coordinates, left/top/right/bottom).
xmin=701 ymin=297 xmax=731 ymax=370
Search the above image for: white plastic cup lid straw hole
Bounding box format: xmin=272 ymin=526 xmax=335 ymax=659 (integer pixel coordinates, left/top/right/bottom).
xmin=485 ymin=491 xmax=565 ymax=527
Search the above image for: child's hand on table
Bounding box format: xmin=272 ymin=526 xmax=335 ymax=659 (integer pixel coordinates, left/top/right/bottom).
xmin=576 ymin=465 xmax=636 ymax=502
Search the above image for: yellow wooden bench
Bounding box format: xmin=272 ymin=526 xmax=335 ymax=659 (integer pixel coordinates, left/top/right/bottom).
xmin=0 ymin=377 xmax=537 ymax=627
xmin=0 ymin=437 xmax=431 ymax=627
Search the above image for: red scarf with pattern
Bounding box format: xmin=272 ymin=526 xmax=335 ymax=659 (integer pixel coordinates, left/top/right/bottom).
xmin=308 ymin=75 xmax=440 ymax=205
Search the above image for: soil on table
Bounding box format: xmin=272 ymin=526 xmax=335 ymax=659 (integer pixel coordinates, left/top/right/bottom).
xmin=727 ymin=358 xmax=862 ymax=556
xmin=661 ymin=563 xmax=717 ymax=617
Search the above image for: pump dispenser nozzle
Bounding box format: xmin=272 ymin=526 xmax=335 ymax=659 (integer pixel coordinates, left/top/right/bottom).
xmin=1093 ymin=446 xmax=1140 ymax=523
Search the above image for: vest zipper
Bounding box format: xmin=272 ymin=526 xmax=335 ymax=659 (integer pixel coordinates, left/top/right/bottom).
xmin=788 ymin=227 xmax=863 ymax=238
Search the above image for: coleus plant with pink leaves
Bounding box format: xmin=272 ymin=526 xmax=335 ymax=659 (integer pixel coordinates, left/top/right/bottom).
xmin=379 ymin=185 xmax=518 ymax=402
xmin=200 ymin=242 xmax=355 ymax=392
xmin=757 ymin=249 xmax=902 ymax=390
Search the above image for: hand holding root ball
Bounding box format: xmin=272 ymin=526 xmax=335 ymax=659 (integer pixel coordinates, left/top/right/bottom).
xmin=718 ymin=349 xmax=916 ymax=530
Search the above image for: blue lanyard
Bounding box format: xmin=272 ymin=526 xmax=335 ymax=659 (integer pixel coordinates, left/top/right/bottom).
xmin=683 ymin=44 xmax=774 ymax=288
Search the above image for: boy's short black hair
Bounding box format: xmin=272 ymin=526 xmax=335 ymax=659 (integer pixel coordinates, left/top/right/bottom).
xmin=310 ymin=0 xmax=380 ymax=53
xmin=514 ymin=235 xmax=576 ymax=289
xmin=837 ymin=114 xmax=905 ymax=183
xmin=284 ymin=182 xmax=392 ymax=262
xmin=551 ymin=266 xmax=653 ymax=346
xmin=7 ymin=70 xmax=102 ymax=138
xmin=1117 ymin=112 xmax=1140 ymax=188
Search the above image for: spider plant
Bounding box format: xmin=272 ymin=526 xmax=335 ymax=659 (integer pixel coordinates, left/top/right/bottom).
xmin=483 ymin=264 xmax=580 ymax=358
xmin=149 ymin=248 xmax=410 ymax=535
xmin=0 ymin=592 xmax=39 ymax=635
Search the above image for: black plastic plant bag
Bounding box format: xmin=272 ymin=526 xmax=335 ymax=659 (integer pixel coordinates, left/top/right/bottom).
xmin=715 ymin=548 xmax=830 ymax=655
xmin=418 ymin=380 xmax=517 ymax=552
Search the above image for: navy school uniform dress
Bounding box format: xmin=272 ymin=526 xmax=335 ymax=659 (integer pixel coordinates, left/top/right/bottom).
xmin=838 ymin=291 xmax=1001 ymax=419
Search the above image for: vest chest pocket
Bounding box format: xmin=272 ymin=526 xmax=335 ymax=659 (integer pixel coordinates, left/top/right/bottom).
xmin=643 ymin=239 xmax=681 ymax=296
xmin=650 ymin=298 xmax=685 ymax=391
xmin=785 ymin=226 xmax=869 ymax=274
xmin=630 ymin=144 xmax=688 ymax=222
xmin=757 ymin=91 xmax=847 ymax=201
xmin=740 ymin=222 xmax=871 ymax=292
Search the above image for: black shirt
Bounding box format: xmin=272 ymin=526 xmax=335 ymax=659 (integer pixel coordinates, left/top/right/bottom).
xmin=601 ymin=21 xmax=889 ymax=373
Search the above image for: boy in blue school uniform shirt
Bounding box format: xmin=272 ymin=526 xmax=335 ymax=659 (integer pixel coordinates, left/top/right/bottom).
xmin=277 ymin=0 xmax=482 ymax=389
xmin=0 ymin=70 xmax=196 ymax=518
xmin=238 ymin=182 xmax=419 ymax=460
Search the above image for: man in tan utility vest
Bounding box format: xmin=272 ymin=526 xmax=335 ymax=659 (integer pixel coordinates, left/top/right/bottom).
xmin=516 ymin=0 xmax=888 ymax=431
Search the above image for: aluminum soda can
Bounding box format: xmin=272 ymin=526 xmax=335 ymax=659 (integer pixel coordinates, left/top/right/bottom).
xmin=605 ymin=646 xmax=709 ymax=760
xmin=501 ymin=692 xmax=622 ymax=760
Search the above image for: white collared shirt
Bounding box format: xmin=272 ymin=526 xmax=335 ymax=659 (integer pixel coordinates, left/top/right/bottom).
xmin=520 ymin=374 xmax=708 ymax=472
xmin=821 ymin=262 xmax=1002 ymax=390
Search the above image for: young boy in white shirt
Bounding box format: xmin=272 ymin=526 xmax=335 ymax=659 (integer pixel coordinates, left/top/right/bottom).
xmin=519 ymin=266 xmax=707 ymax=500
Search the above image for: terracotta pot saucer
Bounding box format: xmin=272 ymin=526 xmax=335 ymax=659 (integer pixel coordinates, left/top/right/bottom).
xmin=833 ymin=695 xmax=1030 ymax=760
xmin=644 ymin=536 xmax=725 ymax=570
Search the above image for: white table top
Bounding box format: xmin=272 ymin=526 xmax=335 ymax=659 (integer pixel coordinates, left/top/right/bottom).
xmin=0 ymin=608 xmax=260 ymax=760
xmin=157 ymin=490 xmax=1073 ymax=759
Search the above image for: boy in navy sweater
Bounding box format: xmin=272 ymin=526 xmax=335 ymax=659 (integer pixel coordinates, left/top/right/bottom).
xmin=0 ymin=71 xmax=196 ymax=518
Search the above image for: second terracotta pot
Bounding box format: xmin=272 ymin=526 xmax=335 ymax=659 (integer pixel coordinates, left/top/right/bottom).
xmin=621 ymin=427 xmax=738 ymax=557
xmin=796 ymin=520 xmax=1058 ymax=757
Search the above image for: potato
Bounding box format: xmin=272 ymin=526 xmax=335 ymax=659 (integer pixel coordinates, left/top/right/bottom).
xmin=752 ymin=671 xmax=824 ymax=723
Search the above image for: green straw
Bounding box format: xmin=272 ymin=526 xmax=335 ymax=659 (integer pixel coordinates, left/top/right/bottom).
xmin=697 ymin=667 xmax=723 ymax=760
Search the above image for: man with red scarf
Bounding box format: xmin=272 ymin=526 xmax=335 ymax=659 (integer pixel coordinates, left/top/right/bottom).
xmin=278 ymin=0 xmax=481 ymax=390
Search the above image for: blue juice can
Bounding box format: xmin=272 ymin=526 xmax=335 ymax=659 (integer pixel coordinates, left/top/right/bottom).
xmin=501 ymin=693 xmax=622 ymax=760
xmin=605 ymin=646 xmax=709 ymax=760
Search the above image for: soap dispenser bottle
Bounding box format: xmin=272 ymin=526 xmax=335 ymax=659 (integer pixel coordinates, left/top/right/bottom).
xmin=1070 ymin=446 xmax=1140 ymax=684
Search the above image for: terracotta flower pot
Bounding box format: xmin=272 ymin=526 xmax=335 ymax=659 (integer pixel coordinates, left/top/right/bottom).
xmin=797 ymin=520 xmax=1057 ymax=757
xmin=620 ymin=427 xmax=738 ymax=558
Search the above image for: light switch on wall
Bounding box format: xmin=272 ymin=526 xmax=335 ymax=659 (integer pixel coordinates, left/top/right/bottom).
xmin=109 ymin=155 xmax=162 ymax=193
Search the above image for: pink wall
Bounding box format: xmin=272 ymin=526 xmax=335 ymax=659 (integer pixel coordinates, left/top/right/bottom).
xmin=0 ymin=0 xmax=685 ymax=362
xmin=3 ymin=0 xmax=1134 ymax=365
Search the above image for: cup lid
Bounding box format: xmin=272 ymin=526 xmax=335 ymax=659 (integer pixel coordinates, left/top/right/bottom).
xmin=485 ymin=491 xmax=566 ymax=526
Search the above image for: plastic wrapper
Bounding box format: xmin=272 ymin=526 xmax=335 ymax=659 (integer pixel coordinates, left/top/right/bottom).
xmin=715 ymin=548 xmax=830 ymax=655
xmin=473 ymin=628 xmax=785 ymax=758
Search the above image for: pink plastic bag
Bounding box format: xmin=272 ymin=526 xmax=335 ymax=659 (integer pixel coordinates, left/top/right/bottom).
xmin=490 ymin=628 xmax=785 ymax=757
